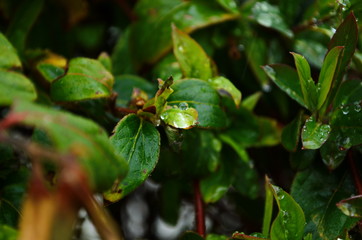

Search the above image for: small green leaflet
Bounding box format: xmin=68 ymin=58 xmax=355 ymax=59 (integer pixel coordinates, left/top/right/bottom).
xmin=301 ymin=116 xmax=331 ymax=150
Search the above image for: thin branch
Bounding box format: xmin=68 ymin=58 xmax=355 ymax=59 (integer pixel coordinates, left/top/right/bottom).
xmin=193 ymin=180 xmax=205 ymax=237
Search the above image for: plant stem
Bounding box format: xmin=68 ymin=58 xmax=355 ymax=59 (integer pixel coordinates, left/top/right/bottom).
xmin=193 ymin=180 xmax=205 ymax=237
xmin=348 ymin=151 xmax=362 ymax=195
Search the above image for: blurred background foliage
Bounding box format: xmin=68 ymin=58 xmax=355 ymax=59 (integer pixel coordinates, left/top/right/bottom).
xmin=1 ymin=0 xmax=362 ymax=239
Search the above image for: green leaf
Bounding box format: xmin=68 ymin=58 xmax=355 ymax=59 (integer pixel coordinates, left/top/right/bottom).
xmin=161 ymin=106 xmax=198 ymax=129
xmin=281 ymin=111 xmax=303 ymax=152
xmin=6 ymin=0 xmax=44 ymax=52
xmin=172 ymin=25 xmax=214 ymax=80
xmin=0 ymin=70 xmax=37 ymax=105
xmin=9 ymin=101 xmax=128 ymax=191
xmin=167 ymin=79 xmax=227 ymax=128
xmin=221 ymin=107 xmax=280 ymax=148
xmin=337 ymin=195 xmax=362 ymax=218
xmin=262 ymin=64 xmax=306 ymax=108
xmin=321 ymin=12 xmax=358 ymax=115
xmin=232 ymin=232 xmax=269 ymax=239
xmin=181 ymin=130 xmax=222 ymax=177
xmin=206 ymin=234 xmax=229 ymax=240
xmin=301 ymin=116 xmax=331 ymax=149
xmin=208 ymin=76 xmax=242 ymax=107
xmin=0 ymin=225 xmax=17 ymax=240
xmin=105 ymin=114 xmax=160 ymax=200
xmin=200 ymin=161 xmax=233 ymax=203
xmin=0 ymin=33 xmax=21 ymax=69
xmin=268 ymin=180 xmax=305 ymax=240
xmin=289 ymin=149 xmax=316 ymax=171
xmin=316 ymin=46 xmax=344 ymax=109
xmin=291 ymin=52 xmax=317 ymax=111
xmin=242 ymin=92 xmax=262 ymax=111
xmin=180 ymin=231 xmax=204 ymax=240
xmin=159 ymin=179 xmax=181 ymax=225
xmin=262 ymin=177 xmax=274 ymax=237
xmin=111 ymin=28 xmax=136 ymax=75
xmin=51 ymin=57 xmax=114 ymax=102
xmin=251 ymin=2 xmax=293 ymax=38
xmin=36 ymin=63 xmax=65 ymax=83
xmin=129 ymin=1 xmax=239 ymax=65
xmin=152 ymin=54 xmax=182 ymax=81
xmin=97 ymin=52 xmax=112 ymax=72
xmin=216 ymin=0 xmax=239 ymax=13
xmin=291 ymin=166 xmax=359 ymax=240
xmin=113 ymin=74 xmax=156 ymax=107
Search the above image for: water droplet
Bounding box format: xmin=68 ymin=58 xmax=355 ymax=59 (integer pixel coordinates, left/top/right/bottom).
xmin=354 ymin=101 xmax=361 ymax=112
xmin=178 ymin=46 xmax=184 ymax=52
xmin=262 ymin=84 xmax=271 ymax=92
xmin=179 ymin=102 xmax=188 ymax=110
xmin=341 ymin=105 xmax=349 ymax=115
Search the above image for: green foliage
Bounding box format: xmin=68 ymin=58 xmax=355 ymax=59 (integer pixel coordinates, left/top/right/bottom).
xmin=1 ymin=0 xmax=362 ymax=239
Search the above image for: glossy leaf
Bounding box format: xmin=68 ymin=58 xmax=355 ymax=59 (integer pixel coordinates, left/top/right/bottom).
xmin=208 ymin=76 xmax=242 ymax=107
xmin=172 ymin=25 xmax=214 ymax=80
xmin=8 ymin=101 xmax=128 ymax=191
xmin=291 ymin=52 xmax=317 ymax=111
xmin=36 ymin=63 xmax=65 ymax=82
xmin=216 ymin=0 xmax=239 ymax=13
xmin=289 ymin=149 xmax=316 ymax=171
xmin=291 ymin=167 xmax=359 ymax=240
xmin=152 ymin=54 xmax=182 ymax=81
xmin=105 ymin=114 xmax=160 ymax=200
xmin=251 ymin=2 xmax=293 ymax=38
xmin=129 ymin=0 xmax=239 ymax=65
xmin=51 ymin=57 xmax=114 ymax=102
xmin=167 ymin=79 xmax=227 ymax=128
xmin=161 ymin=106 xmax=198 ymax=129
xmin=0 ymin=33 xmax=21 ymax=69
xmin=268 ymin=179 xmax=305 ymax=240
xmin=206 ymin=234 xmax=228 ymax=240
xmin=337 ymin=195 xmax=362 ymax=218
xmin=262 ymin=177 xmax=274 ymax=237
xmin=281 ymin=111 xmax=303 ymax=152
xmin=301 ymin=116 xmax=331 ymax=149
xmin=316 ymin=46 xmax=344 ymax=109
xmin=0 ymin=70 xmax=37 ymax=105
xmin=321 ymin=12 xmax=358 ymax=114
xmin=262 ymin=64 xmax=306 ymax=108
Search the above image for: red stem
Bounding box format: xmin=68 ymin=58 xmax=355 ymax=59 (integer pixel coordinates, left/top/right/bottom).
xmin=193 ymin=180 xmax=205 ymax=237
xmin=348 ymin=151 xmax=362 ymax=195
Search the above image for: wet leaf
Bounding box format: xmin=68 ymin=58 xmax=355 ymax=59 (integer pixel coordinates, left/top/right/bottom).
xmin=8 ymin=101 xmax=128 ymax=191
xmin=321 ymin=12 xmax=358 ymax=114
xmin=281 ymin=111 xmax=303 ymax=152
xmin=301 ymin=116 xmax=331 ymax=149
xmin=51 ymin=57 xmax=114 ymax=102
xmin=291 ymin=166 xmax=359 ymax=240
xmin=0 ymin=33 xmax=21 ymax=69
xmin=262 ymin=177 xmax=274 ymax=237
xmin=232 ymin=232 xmax=269 ymax=239
xmin=216 ymin=0 xmax=239 ymax=13
xmin=251 ymin=2 xmax=293 ymax=38
xmin=105 ymin=114 xmax=160 ymax=201
xmin=36 ymin=63 xmax=65 ymax=83
xmin=0 ymin=70 xmax=37 ymax=105
xmin=291 ymin=52 xmax=317 ymax=111
xmin=167 ymin=79 xmax=227 ymax=128
xmin=161 ymin=107 xmax=198 ymax=129
xmin=316 ymin=46 xmax=344 ymax=109
xmin=262 ymin=64 xmax=306 ymax=108
xmin=172 ymin=25 xmax=214 ymax=80
xmin=206 ymin=234 xmax=228 ymax=240
xmin=337 ymin=195 xmax=362 ymax=218
xmin=208 ymin=76 xmax=242 ymax=107
xmin=267 ymin=179 xmax=305 ymax=240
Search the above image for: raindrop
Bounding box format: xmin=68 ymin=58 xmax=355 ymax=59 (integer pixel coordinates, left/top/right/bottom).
xmin=341 ymin=105 xmax=349 ymax=115
xmin=354 ymin=101 xmax=361 ymax=112
xmin=179 ymin=102 xmax=188 ymax=110
xmin=262 ymin=84 xmax=271 ymax=92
